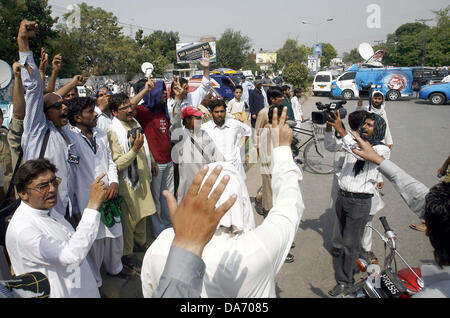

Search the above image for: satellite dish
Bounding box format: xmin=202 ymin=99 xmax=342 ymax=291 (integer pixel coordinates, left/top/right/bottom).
xmin=358 ymin=42 xmax=375 ymax=61
xmin=141 ymin=62 xmax=154 ymax=78
xmin=0 ymin=60 xmax=13 ymax=90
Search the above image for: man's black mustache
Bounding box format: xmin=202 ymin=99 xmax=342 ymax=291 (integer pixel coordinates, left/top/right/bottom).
xmin=60 ymin=113 xmax=68 ymax=119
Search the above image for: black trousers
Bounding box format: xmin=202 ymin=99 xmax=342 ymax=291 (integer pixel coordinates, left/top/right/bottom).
xmin=334 ymin=191 xmax=372 ymax=286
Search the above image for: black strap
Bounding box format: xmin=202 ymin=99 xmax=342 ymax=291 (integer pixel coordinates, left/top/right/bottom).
xmin=5 ymin=149 xmax=23 ymax=199
xmin=190 ymin=136 xmax=211 ymax=163
xmin=39 ymin=128 xmax=51 ymax=159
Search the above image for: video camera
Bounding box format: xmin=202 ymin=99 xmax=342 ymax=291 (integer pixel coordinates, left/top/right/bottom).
xmin=312 ymin=101 xmax=347 ymax=125
xmin=127 ymin=127 xmax=144 ymax=140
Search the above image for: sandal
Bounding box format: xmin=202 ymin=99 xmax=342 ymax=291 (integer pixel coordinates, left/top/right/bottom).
xmin=409 ymin=223 xmax=427 ymax=232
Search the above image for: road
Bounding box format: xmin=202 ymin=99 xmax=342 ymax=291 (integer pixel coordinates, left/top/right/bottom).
xmin=99 ymin=93 xmax=449 ymax=298
xmin=255 ymin=94 xmax=449 ymax=298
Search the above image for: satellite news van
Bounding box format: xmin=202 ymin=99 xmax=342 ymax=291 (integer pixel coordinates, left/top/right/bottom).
xmin=331 ymin=43 xmax=413 ymax=101
xmin=331 ymin=64 xmax=414 ymax=101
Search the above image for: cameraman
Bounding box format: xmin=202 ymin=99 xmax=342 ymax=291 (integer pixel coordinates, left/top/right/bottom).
xmin=325 ymin=110 xmax=390 ymax=297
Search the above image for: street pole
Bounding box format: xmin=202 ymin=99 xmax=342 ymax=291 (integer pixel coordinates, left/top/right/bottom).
xmin=415 ymin=18 xmax=433 ymax=66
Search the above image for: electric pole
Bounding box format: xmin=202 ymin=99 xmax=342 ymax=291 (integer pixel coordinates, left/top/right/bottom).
xmin=415 ymin=18 xmax=433 ymax=66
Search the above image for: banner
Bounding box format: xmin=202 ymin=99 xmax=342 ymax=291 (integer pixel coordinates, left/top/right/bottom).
xmin=313 ymin=44 xmax=322 ymax=57
xmin=176 ymin=42 xmax=216 ymax=64
xmin=256 ymin=53 xmax=277 ymax=64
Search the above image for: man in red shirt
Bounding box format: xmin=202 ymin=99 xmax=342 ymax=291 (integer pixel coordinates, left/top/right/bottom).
xmin=134 ymin=81 xmax=173 ymax=239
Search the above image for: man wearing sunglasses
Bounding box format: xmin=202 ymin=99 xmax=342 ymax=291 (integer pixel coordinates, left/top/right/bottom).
xmin=5 ymin=159 xmax=108 ymax=297
xmin=94 ymin=87 xmax=113 ymax=132
xmin=18 ymin=20 xmax=81 ymax=222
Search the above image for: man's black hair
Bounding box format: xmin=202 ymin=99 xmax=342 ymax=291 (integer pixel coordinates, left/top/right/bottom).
xmin=108 ymin=93 xmax=129 ymax=112
xmin=66 ymin=97 xmax=96 ymax=126
xmin=95 ymin=86 xmax=109 ymax=98
xmin=134 ymin=78 xmax=147 ymax=95
xmin=425 ymin=182 xmax=450 ymax=267
xmin=281 ymin=85 xmax=290 ymax=93
xmin=209 ymin=99 xmax=226 ymax=111
xmin=293 ymin=88 xmax=303 ymax=95
xmin=348 ymin=110 xmax=369 ymax=131
xmin=266 ymin=86 xmax=283 ymax=105
xmin=14 ymin=159 xmax=58 ymax=193
xmin=234 ymin=85 xmax=243 ymax=92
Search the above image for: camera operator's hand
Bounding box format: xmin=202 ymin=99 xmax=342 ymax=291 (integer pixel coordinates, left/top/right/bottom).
xmin=349 ymin=131 xmax=385 ymax=165
xmin=163 ymin=165 xmax=237 ymax=257
xmin=131 ymin=130 xmax=145 ymax=153
xmin=270 ymin=106 xmax=293 ymax=148
xmin=326 ymin=111 xmax=346 ymax=138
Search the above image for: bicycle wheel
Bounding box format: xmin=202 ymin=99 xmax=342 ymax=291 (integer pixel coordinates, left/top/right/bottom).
xmin=303 ymin=138 xmax=334 ymax=174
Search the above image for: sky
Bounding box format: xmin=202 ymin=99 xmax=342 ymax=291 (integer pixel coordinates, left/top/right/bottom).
xmin=48 ymin=0 xmax=449 ymax=56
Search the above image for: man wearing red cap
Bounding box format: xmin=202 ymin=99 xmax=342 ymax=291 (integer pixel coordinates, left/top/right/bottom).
xmin=170 ymin=88 xmax=221 ymax=203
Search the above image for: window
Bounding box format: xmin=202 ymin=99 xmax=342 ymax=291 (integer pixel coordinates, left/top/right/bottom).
xmin=314 ymin=75 xmax=331 ymax=83
xmin=339 ymin=72 xmax=356 ymax=81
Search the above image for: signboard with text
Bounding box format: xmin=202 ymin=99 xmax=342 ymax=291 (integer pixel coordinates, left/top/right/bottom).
xmin=176 ymin=42 xmax=216 ymax=64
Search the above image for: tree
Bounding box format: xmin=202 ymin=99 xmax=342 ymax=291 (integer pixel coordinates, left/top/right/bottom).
xmin=342 ymin=48 xmax=364 ymax=64
xmin=282 ymin=61 xmax=309 ymax=89
xmin=216 ymin=29 xmax=252 ymax=70
xmin=135 ymin=29 xmax=180 ymax=76
xmin=320 ymin=43 xmax=338 ymax=67
xmin=0 ymin=0 xmax=58 ymax=65
xmin=274 ymin=39 xmax=311 ymax=72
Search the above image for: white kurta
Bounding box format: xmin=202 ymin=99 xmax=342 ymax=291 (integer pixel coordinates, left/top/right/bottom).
xmin=202 ymin=118 xmax=251 ymax=180
xmin=141 ymin=146 xmax=304 ymax=298
xmin=69 ymin=126 xmax=121 ymax=239
xmin=5 ymin=202 xmax=100 ymax=298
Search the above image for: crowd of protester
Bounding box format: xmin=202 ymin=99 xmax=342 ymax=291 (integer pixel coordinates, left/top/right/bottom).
xmin=0 ymin=20 xmax=448 ymax=299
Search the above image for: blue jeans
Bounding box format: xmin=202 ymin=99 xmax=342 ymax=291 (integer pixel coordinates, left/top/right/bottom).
xmin=149 ymin=162 xmax=173 ymax=238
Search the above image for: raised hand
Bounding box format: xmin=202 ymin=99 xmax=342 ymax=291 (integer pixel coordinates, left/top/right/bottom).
xmin=163 ymin=165 xmax=237 ymax=256
xmin=18 ymin=20 xmax=38 ymax=39
xmin=349 ymin=130 xmax=385 ymax=165
xmin=144 ymin=76 xmax=155 ymax=91
xmin=12 ymin=62 xmax=21 ymax=78
xmin=270 ymin=106 xmax=293 ymax=148
xmin=72 ymin=75 xmax=88 ymax=86
xmin=199 ymin=50 xmax=210 ymax=69
xmin=172 ymin=76 xmax=184 ymax=100
xmin=52 ymin=54 xmax=62 ymax=73
xmin=39 ymin=48 xmax=49 ymax=74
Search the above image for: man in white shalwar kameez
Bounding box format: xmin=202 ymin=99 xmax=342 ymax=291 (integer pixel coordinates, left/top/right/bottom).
xmin=6 ymin=158 xmax=108 ymax=298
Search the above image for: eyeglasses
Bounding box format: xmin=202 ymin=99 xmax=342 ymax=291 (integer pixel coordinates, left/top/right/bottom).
xmin=27 ymin=177 xmax=61 ymax=194
xmin=118 ymin=104 xmax=133 ymax=111
xmin=45 ymin=101 xmax=63 ymax=111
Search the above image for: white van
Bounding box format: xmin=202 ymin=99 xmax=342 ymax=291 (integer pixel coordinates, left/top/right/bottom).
xmin=312 ymin=71 xmax=333 ymax=96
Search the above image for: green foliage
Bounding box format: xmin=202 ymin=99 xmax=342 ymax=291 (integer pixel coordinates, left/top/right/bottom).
xmin=274 ymin=39 xmax=311 ymax=72
xmin=216 ymin=29 xmax=252 ymax=70
xmin=342 ymin=48 xmax=364 ymax=64
xmin=0 ymin=0 xmax=58 ymax=65
xmin=319 ymin=42 xmax=338 ymax=67
xmin=282 ymin=61 xmax=309 ymax=89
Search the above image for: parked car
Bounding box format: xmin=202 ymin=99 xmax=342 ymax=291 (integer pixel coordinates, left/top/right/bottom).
xmin=419 ymin=81 xmax=450 ymax=105
xmin=312 ymin=71 xmax=333 ymax=96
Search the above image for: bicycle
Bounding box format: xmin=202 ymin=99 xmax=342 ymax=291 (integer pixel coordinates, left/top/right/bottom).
xmin=290 ymin=119 xmax=335 ymax=174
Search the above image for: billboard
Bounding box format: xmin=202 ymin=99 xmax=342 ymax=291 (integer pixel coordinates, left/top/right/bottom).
xmin=256 ymin=53 xmax=277 ymax=64
xmin=313 ymin=43 xmax=322 ymax=57
xmin=176 ymin=42 xmax=216 ymax=64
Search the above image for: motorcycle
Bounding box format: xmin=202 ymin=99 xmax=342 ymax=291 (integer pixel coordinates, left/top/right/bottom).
xmin=343 ymin=216 xmax=424 ymax=298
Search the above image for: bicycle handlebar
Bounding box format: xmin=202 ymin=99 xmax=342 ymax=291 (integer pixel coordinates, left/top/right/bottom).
xmin=379 ymin=216 xmax=392 ymax=233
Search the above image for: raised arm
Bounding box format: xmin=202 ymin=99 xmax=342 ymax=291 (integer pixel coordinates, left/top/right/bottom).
xmin=12 ymin=62 xmax=25 ymax=120
xmin=55 ymin=75 xmax=87 ymax=99
xmin=46 ymin=53 xmax=62 ymax=93
xmin=129 ymin=77 xmax=155 ymax=106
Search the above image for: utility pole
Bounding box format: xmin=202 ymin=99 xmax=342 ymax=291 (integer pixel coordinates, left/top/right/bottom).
xmin=415 ymin=18 xmax=433 ymax=66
